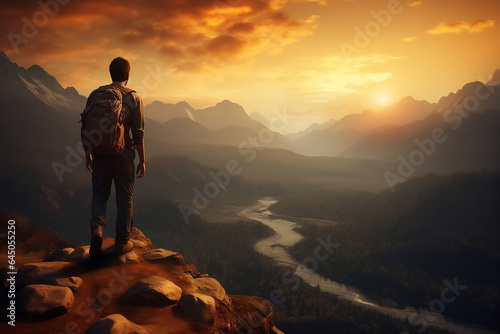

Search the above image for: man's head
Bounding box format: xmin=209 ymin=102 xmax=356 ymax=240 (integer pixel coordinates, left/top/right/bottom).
xmin=109 ymin=57 xmax=130 ymax=83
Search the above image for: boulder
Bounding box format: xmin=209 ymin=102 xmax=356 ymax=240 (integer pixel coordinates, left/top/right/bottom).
xmin=231 ymin=296 xmax=275 ymax=334
xmin=17 ymin=262 xmax=71 ymax=288
xmin=48 ymin=277 xmax=83 ymax=293
xmin=68 ymin=246 xmax=90 ymax=262
xmin=129 ymin=228 xmax=154 ymax=252
xmin=86 ymin=314 xmax=148 ymax=334
xmin=18 ymin=284 xmax=74 ymax=320
xmin=44 ymin=248 xmax=74 ymax=262
xmin=116 ymin=250 xmax=141 ymax=264
xmin=190 ymin=277 xmax=231 ymax=309
xmin=123 ymin=276 xmax=182 ymax=306
xmin=143 ymin=248 xmax=184 ymax=264
xmin=174 ymin=293 xmax=216 ymax=324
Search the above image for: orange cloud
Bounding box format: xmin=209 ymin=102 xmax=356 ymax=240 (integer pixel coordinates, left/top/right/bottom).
xmin=426 ymin=20 xmax=495 ymax=35
xmin=0 ymin=0 xmax=319 ymax=71
xmin=402 ymin=36 xmax=417 ymax=42
xmin=408 ymin=1 xmax=423 ymax=7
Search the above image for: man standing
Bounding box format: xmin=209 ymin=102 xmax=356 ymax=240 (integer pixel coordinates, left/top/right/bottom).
xmin=83 ymin=57 xmax=145 ymax=258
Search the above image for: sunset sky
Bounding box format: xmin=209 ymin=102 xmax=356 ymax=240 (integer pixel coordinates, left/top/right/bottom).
xmin=1 ymin=0 xmax=499 ymax=132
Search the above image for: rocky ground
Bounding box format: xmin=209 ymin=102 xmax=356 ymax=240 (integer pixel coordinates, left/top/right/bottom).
xmin=0 ymin=228 xmax=284 ymax=334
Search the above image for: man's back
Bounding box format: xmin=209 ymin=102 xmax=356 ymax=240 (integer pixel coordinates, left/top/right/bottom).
xmin=84 ymin=57 xmax=145 ymax=259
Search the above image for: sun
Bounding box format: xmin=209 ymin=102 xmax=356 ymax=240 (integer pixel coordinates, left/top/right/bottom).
xmin=375 ymin=93 xmax=392 ymax=108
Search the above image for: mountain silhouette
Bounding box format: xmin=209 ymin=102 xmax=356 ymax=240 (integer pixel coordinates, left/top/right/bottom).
xmin=379 ymin=96 xmax=435 ymax=125
xmin=338 ymin=80 xmax=500 ymax=174
xmin=145 ymin=100 xmax=196 ymax=123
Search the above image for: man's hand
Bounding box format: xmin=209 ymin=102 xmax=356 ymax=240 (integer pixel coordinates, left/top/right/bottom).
xmin=86 ymin=154 xmax=93 ymax=172
xmin=137 ymin=161 xmax=145 ymax=178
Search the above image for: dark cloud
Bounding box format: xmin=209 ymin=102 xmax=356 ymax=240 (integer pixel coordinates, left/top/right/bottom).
xmin=0 ymin=0 xmax=319 ymax=71
xmin=206 ymin=34 xmax=246 ymax=56
xmin=228 ymin=22 xmax=256 ymax=34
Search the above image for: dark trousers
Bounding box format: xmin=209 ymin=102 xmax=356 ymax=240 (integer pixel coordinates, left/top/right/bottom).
xmin=90 ymin=149 xmax=135 ymax=243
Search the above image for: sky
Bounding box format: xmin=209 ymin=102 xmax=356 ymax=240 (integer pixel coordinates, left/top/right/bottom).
xmin=1 ymin=0 xmax=499 ymax=133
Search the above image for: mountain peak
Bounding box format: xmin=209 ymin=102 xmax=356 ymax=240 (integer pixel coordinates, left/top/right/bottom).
xmin=192 ymin=100 xmax=252 ymax=130
xmin=487 ymin=69 xmax=500 ymax=86
xmin=0 ymin=52 xmax=86 ymax=111
xmin=145 ymin=100 xmax=196 ymax=123
xmin=27 ymin=64 xmax=50 ymax=76
xmin=217 ymin=99 xmax=236 ymax=106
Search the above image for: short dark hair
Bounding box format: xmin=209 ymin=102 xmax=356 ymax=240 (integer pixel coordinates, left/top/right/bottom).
xmin=109 ymin=57 xmax=130 ymax=82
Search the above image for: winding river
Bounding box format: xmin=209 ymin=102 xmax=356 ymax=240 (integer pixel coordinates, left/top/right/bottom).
xmin=237 ymin=198 xmax=498 ymax=334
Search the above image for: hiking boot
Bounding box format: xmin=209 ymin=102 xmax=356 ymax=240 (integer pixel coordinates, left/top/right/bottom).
xmin=89 ymin=226 xmax=103 ymax=259
xmin=115 ymin=240 xmax=134 ymax=254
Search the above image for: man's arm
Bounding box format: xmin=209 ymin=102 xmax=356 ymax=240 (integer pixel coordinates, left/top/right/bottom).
xmin=83 ymin=90 xmax=96 ymax=172
xmin=86 ymin=154 xmax=93 ymax=172
xmin=136 ymin=144 xmax=145 ymax=178
xmin=130 ymin=92 xmax=145 ymax=178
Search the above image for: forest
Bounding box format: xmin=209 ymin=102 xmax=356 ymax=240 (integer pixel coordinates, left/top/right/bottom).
xmin=270 ymin=172 xmax=500 ymax=329
xmin=132 ymin=197 xmax=452 ymax=334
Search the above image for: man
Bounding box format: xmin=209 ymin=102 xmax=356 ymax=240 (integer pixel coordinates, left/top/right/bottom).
xmin=84 ymin=57 xmax=145 ymax=258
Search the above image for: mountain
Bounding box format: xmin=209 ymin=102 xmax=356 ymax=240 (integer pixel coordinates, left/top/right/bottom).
xmin=249 ymin=111 xmax=271 ymax=127
xmin=145 ymin=100 xmax=196 ymax=123
xmin=145 ymin=111 xmax=296 ymax=154
xmin=286 ymin=119 xmax=337 ymax=141
xmin=436 ymin=80 xmax=500 ymax=114
xmin=486 ymin=69 xmax=500 ymax=86
xmin=378 ymin=96 xmax=436 ymax=125
xmin=338 ymin=80 xmax=500 ymax=174
xmin=192 ymin=99 xmax=257 ymax=130
xmin=293 ymin=96 xmax=437 ymax=157
xmin=0 ymin=51 xmax=85 ymax=113
xmin=293 ymin=110 xmax=385 ymax=156
xmin=0 ymin=51 xmax=86 ymax=183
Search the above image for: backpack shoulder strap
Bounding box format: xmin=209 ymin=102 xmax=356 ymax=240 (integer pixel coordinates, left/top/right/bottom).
xmin=112 ymin=85 xmax=135 ymax=96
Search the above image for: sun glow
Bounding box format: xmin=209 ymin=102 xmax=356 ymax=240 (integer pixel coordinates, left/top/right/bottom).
xmin=375 ymin=93 xmax=392 ymax=108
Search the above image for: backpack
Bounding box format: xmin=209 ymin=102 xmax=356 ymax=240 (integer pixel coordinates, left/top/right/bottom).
xmin=80 ymin=85 xmax=134 ymax=156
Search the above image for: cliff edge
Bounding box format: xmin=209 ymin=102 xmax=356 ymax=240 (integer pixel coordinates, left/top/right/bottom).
xmin=0 ymin=224 xmax=283 ymax=334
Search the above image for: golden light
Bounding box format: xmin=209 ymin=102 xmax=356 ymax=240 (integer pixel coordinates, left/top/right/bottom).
xmin=375 ymin=93 xmax=392 ymax=108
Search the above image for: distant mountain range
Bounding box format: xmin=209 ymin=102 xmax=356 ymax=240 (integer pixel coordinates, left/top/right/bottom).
xmin=145 ymin=99 xmax=294 ymax=154
xmin=291 ymin=77 xmax=500 ymax=174
xmin=0 ymin=50 xmax=498 ymax=194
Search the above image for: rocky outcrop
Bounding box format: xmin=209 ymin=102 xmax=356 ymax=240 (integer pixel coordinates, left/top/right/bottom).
xmin=123 ymin=276 xmax=182 ymax=306
xmin=68 ymin=246 xmax=90 ymax=262
xmin=174 ymin=293 xmax=217 ymax=324
xmin=17 ymin=284 xmax=74 ymax=320
xmin=17 ymin=261 xmax=71 ymax=287
xmin=49 ymin=276 xmax=83 ymax=292
xmin=143 ymin=248 xmax=182 ymax=263
xmin=188 ymin=277 xmax=232 ymax=309
xmin=2 ymin=228 xmax=283 ymax=333
xmin=86 ymin=314 xmax=148 ymax=334
xmin=43 ymin=247 xmax=74 ymax=261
